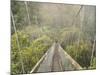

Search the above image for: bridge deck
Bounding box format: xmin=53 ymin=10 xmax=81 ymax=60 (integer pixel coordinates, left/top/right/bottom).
xmin=30 ymin=43 xmax=82 ymax=73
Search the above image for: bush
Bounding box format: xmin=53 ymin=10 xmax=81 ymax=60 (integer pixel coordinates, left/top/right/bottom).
xmin=11 ymin=31 xmax=53 ymax=74
xmin=65 ymin=40 xmax=92 ymax=68
xmin=89 ymin=57 xmax=96 ymax=69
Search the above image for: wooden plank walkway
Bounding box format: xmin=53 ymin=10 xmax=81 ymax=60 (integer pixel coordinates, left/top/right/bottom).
xmin=30 ymin=43 xmax=82 ymax=73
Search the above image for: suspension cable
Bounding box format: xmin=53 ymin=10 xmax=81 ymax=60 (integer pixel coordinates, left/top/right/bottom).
xmin=72 ymin=5 xmax=83 ymax=27
xmin=71 ymin=5 xmax=84 ymax=45
xmin=90 ymin=38 xmax=96 ymax=66
xmin=68 ymin=5 xmax=83 ymax=46
xmin=77 ymin=6 xmax=84 ymax=46
xmin=25 ymin=1 xmax=31 ymax=25
xmin=11 ymin=11 xmax=25 ymax=73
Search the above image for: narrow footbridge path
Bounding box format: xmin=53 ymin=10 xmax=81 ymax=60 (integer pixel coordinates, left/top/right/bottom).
xmin=30 ymin=43 xmax=82 ymax=73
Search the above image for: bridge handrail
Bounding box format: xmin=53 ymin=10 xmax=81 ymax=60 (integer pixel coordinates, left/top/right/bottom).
xmin=58 ymin=44 xmax=82 ymax=69
xmin=30 ymin=43 xmax=55 ymax=73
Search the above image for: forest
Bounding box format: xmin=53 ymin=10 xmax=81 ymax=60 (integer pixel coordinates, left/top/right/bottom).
xmin=11 ymin=1 xmax=96 ymax=75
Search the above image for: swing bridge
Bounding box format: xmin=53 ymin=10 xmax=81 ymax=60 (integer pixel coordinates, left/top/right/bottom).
xmin=11 ymin=1 xmax=96 ymax=74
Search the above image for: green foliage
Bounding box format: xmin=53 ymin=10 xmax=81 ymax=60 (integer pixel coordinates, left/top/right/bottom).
xmin=90 ymin=57 xmax=96 ymax=69
xmin=30 ymin=35 xmax=53 ymax=59
xmin=11 ymin=31 xmax=52 ymax=74
xmin=65 ymin=40 xmax=92 ymax=68
xmin=11 ymin=31 xmax=30 ymax=74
